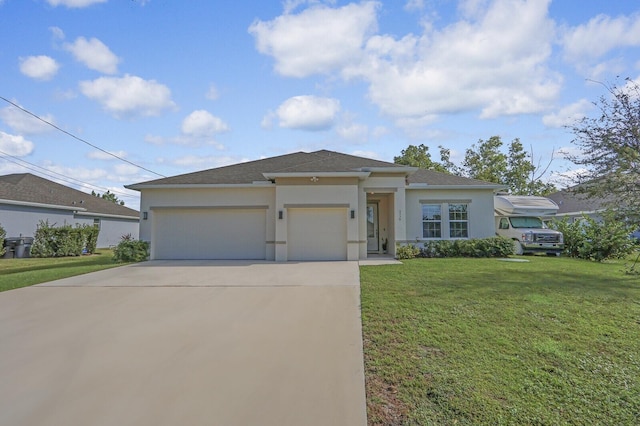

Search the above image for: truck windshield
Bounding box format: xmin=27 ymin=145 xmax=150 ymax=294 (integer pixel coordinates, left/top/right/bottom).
xmin=509 ymin=217 xmax=545 ymax=228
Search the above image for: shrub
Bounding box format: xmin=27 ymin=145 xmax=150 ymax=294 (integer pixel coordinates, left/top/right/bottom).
xmin=30 ymin=221 xmax=100 ymax=257
xmin=422 ymin=237 xmax=514 ymax=258
xmin=0 ymin=223 xmax=5 ymax=257
xmin=395 ymin=243 xmax=421 ymax=259
xmin=550 ymin=215 xmax=635 ymax=262
xmin=112 ymin=234 xmax=150 ymax=263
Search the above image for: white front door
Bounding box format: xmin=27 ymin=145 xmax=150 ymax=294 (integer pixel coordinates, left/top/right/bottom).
xmin=367 ymin=203 xmax=379 ymax=252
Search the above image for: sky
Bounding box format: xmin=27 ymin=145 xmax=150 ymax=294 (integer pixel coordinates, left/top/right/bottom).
xmin=1 ymin=0 xmax=639 ymax=209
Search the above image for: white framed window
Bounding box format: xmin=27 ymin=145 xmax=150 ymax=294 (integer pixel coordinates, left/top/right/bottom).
xmin=448 ymin=204 xmax=468 ymax=238
xmin=422 ymin=204 xmax=442 ymax=238
xmin=420 ymin=200 xmax=471 ymax=240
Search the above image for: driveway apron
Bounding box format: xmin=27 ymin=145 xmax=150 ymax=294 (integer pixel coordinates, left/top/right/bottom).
xmin=0 ymin=261 xmax=367 ymax=426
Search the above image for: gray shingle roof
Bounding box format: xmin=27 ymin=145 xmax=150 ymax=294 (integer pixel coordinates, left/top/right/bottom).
xmin=129 ymin=149 xmax=497 ymax=187
xmin=407 ymin=168 xmax=502 ymax=187
xmin=0 ymin=173 xmax=139 ymax=218
xmin=546 ymin=189 xmax=611 ymax=214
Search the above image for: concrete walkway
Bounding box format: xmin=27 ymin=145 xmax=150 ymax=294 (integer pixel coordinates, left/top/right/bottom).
xmin=0 ymin=261 xmax=367 ymax=426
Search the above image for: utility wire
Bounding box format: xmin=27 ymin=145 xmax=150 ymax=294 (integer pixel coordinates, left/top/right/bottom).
xmin=0 ymin=149 xmax=138 ymax=201
xmin=0 ymin=96 xmax=166 ymax=178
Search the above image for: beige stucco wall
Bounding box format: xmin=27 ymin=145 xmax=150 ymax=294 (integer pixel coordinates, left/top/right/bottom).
xmin=405 ymin=188 xmax=496 ymax=243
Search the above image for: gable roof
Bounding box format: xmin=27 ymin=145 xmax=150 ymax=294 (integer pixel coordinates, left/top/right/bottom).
xmin=546 ymin=188 xmax=612 ymax=215
xmin=0 ymin=173 xmax=139 ymax=219
xmin=127 ymin=149 xmax=499 ymax=188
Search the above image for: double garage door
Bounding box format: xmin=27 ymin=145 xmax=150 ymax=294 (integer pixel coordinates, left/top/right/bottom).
xmin=152 ymin=208 xmax=266 ymax=260
xmin=151 ymin=207 xmax=348 ymax=261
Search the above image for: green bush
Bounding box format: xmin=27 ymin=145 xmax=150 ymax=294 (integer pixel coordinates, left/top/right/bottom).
xmin=112 ymin=234 xmax=150 ymax=263
xmin=395 ymin=243 xmax=421 ymax=259
xmin=422 ymin=237 xmax=514 ymax=258
xmin=31 ymin=221 xmax=100 ymax=257
xmin=0 ymin=223 xmax=6 ymax=257
xmin=550 ymin=215 xmax=635 ymax=262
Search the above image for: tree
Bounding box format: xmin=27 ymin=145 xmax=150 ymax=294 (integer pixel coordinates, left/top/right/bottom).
xmin=462 ymin=136 xmax=508 ymax=183
xmin=566 ymin=78 xmax=640 ymax=221
xmin=393 ymin=144 xmax=455 ymax=173
xmin=92 ymin=190 xmax=125 ymax=206
xmin=462 ymin=136 xmax=556 ymax=195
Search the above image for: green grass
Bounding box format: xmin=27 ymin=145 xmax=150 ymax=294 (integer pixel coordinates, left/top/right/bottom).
xmin=361 ymin=256 xmax=640 ymax=425
xmin=0 ymin=249 xmax=121 ymax=292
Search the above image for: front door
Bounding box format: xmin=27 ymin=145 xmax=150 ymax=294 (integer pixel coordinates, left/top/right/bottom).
xmin=367 ymin=203 xmax=379 ymax=252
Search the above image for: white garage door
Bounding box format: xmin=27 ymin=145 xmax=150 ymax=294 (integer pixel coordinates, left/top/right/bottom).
xmin=152 ymin=208 xmax=266 ymax=260
xmin=287 ymin=208 xmax=347 ymax=261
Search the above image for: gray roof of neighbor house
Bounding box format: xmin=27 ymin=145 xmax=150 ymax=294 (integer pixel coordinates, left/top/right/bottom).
xmin=546 ymin=188 xmax=611 ymax=215
xmin=0 ymin=173 xmax=139 ymax=219
xmin=128 ymin=150 xmax=501 ymax=188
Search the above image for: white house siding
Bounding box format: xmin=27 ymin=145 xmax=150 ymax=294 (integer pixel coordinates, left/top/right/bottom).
xmin=139 ymin=187 xmax=276 ymax=261
xmin=0 ymin=204 xmax=138 ymax=248
xmin=405 ymin=188 xmax=496 ymax=243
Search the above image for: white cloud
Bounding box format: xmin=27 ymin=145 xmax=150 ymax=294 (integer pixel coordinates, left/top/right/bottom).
xmin=275 ymin=95 xmax=340 ymax=130
xmin=0 ymin=104 xmax=54 ymax=134
xmin=359 ymin=0 xmax=560 ymax=119
xmin=18 ymin=55 xmax=59 ymax=81
xmin=181 ymin=110 xmax=229 ymax=137
xmin=252 ymin=0 xmax=560 ymax=121
xmin=404 ymin=0 xmax=425 ymax=12
xmin=0 ymin=131 xmax=34 ymax=156
xmin=542 ymin=99 xmax=592 ymax=128
xmin=206 ymin=84 xmax=220 ymax=100
xmin=562 ymin=13 xmax=640 ymax=63
xmin=79 ymin=74 xmax=176 ymax=118
xmin=249 ymin=1 xmax=379 ymax=77
xmin=49 ymin=26 xmax=65 ymax=40
xmin=46 ymin=0 xmax=107 ymax=8
xmin=87 ymin=150 xmax=128 ymax=160
xmin=336 ymin=122 xmax=368 ymax=142
xmin=64 ymin=36 xmax=120 ymax=74
xmin=113 ymin=164 xmax=139 ymax=176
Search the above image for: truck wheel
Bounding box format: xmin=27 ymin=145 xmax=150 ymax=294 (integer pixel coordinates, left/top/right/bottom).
xmin=512 ymin=240 xmax=524 ymax=255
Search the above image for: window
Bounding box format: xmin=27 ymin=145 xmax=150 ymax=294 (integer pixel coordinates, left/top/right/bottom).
xmin=422 ymin=204 xmax=442 ymax=238
xmin=499 ymin=218 xmax=510 ymax=229
xmin=449 ymin=204 xmax=468 ymax=238
xmin=93 ymin=218 xmax=101 ymax=230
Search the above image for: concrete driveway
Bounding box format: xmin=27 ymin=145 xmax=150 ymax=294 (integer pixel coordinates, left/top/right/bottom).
xmin=0 ymin=261 xmax=367 ymax=426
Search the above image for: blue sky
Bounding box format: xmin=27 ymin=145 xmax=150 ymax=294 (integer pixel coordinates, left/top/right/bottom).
xmin=1 ymin=0 xmax=639 ymax=208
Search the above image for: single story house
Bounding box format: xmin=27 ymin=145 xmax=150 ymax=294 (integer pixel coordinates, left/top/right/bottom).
xmin=0 ymin=173 xmax=140 ymax=247
xmin=546 ymin=188 xmax=613 ymax=223
xmin=126 ymin=150 xmax=503 ymax=261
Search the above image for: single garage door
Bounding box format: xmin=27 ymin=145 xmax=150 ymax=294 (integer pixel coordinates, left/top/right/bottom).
xmin=287 ymin=208 xmax=347 ymax=261
xmin=152 ymin=208 xmax=266 ymax=260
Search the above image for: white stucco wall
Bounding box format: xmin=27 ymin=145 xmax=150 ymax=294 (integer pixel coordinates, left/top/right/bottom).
xmin=405 ymin=188 xmax=496 ymax=243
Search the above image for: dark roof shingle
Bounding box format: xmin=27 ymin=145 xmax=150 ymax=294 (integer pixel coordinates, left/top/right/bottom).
xmin=0 ymin=173 xmax=139 ymax=218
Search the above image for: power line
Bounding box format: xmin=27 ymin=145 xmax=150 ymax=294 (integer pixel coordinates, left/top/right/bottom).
xmin=0 ymin=96 xmax=166 ymax=178
xmin=0 ymin=149 xmax=138 ymax=201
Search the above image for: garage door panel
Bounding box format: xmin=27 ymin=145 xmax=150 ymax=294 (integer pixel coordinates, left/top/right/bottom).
xmin=288 ymin=208 xmax=347 ymax=261
xmin=153 ymin=209 xmax=266 ymax=260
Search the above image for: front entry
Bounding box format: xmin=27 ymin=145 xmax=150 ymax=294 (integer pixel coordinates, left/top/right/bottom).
xmin=366 ymin=203 xmax=379 ymax=252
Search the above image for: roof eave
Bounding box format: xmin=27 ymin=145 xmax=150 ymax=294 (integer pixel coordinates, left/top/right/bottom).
xmin=407 ymin=184 xmax=505 ymax=190
xmin=125 ymin=182 xmax=275 ymax=191
xmin=0 ymin=198 xmax=88 ymax=212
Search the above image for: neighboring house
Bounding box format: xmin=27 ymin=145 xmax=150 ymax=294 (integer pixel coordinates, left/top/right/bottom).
xmin=546 ymin=188 xmax=613 ymax=223
xmin=127 ymin=150 xmax=502 ymax=261
xmin=0 ymin=173 xmax=139 ymax=247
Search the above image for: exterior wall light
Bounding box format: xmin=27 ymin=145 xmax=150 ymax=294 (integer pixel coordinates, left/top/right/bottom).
xmin=350 ymin=209 xmax=355 ymax=219
xmin=278 ymin=210 xmax=283 ymax=220
xmin=143 ymin=212 xmax=148 ymax=220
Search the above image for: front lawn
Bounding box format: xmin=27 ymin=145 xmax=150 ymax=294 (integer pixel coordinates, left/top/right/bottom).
xmin=361 ymin=256 xmax=640 ymax=425
xmin=0 ymin=249 xmax=120 ymax=292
